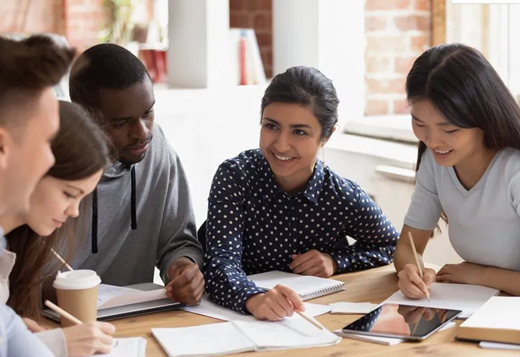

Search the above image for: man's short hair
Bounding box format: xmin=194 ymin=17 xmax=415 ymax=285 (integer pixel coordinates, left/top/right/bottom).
xmin=69 ymin=43 xmax=149 ymax=110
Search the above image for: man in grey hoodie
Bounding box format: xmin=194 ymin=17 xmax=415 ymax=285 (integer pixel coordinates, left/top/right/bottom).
xmin=66 ymin=44 xmax=204 ymax=305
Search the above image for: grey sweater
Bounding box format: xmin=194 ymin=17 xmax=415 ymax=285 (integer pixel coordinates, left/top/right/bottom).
xmin=70 ymin=124 xmax=203 ymax=285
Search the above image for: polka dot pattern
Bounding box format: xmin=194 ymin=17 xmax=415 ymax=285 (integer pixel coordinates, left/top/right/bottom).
xmin=204 ymin=149 xmax=398 ymax=313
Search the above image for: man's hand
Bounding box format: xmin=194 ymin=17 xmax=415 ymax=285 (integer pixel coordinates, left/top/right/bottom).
xmin=289 ymin=250 xmax=338 ymax=277
xmin=165 ymin=257 xmax=204 ymax=305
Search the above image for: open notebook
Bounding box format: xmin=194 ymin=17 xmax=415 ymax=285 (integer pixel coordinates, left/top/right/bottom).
xmin=247 ymin=271 xmax=345 ymax=300
xmin=457 ymin=297 xmax=520 ymax=345
xmin=152 ymin=314 xmax=340 ymax=357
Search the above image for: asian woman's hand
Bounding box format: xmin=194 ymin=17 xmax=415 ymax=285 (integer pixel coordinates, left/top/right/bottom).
xmin=245 ymin=284 xmax=305 ymax=321
xmin=397 ymin=263 xmax=436 ymax=299
xmin=289 ymin=250 xmax=338 ymax=278
xmin=436 ymin=262 xmax=487 ymax=285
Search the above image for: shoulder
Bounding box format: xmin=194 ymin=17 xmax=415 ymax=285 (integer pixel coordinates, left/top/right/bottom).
xmin=499 ymin=148 xmax=520 ymax=195
xmin=217 ymin=149 xmax=263 ymax=179
xmin=323 ymin=165 xmax=368 ymax=200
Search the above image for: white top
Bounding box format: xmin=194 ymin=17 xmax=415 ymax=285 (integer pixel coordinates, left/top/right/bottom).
xmin=404 ymin=147 xmax=520 ymax=271
xmin=0 ymin=250 xmax=67 ymax=357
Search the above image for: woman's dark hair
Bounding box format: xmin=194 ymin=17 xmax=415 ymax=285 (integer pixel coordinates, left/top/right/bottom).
xmin=0 ymin=35 xmax=75 ymax=126
xmin=7 ymin=101 xmax=110 ymax=318
xmin=406 ymin=43 xmax=520 ymax=171
xmin=261 ymin=66 xmax=339 ymax=138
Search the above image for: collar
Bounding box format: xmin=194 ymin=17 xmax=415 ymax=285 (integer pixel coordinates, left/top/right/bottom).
xmin=260 ymin=153 xmax=325 ymax=204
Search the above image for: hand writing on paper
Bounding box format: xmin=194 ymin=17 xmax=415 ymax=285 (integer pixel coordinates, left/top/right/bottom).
xmin=397 ymin=264 xmax=436 ymax=299
xmin=22 ymin=318 xmax=47 ymax=333
xmin=289 ymin=250 xmax=338 ymax=278
xmin=62 ymin=321 xmax=115 ymax=356
xmin=436 ymin=262 xmax=487 ymax=285
xmin=245 ymin=284 xmax=305 ymax=321
xmin=165 ymin=257 xmax=204 ymax=305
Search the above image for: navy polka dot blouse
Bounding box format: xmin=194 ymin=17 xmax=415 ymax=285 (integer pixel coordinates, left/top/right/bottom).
xmin=204 ymin=149 xmax=398 ymax=313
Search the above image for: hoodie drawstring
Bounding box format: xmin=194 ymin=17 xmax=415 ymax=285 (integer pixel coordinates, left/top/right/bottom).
xmin=91 ymin=166 xmax=137 ymax=254
xmin=131 ymin=166 xmax=137 ymax=230
xmin=91 ymin=188 xmax=98 ymax=254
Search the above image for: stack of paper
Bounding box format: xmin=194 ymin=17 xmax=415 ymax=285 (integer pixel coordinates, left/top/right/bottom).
xmin=152 ymin=314 xmax=340 ymax=356
xmin=97 ymin=284 xmax=167 ymax=310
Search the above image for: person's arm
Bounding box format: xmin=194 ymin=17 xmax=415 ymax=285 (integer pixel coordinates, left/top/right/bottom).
xmin=394 ymin=225 xmax=433 ymax=273
xmin=155 ymin=148 xmax=203 ymax=281
xmin=2 ymin=304 xmax=55 ymax=357
xmin=326 ymin=183 xmax=399 ymax=274
xmin=203 ymin=163 xmax=266 ymax=314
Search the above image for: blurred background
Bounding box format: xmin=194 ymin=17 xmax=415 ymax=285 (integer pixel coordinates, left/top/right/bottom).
xmin=2 ymin=0 xmax=518 ymax=266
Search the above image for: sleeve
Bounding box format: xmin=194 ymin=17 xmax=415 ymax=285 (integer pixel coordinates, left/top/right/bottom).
xmin=403 ymin=150 xmax=442 ymax=230
xmin=1 ymin=304 xmax=55 ymax=357
xmin=328 ymin=182 xmax=399 ymax=273
xmin=155 ymin=147 xmax=203 ymax=283
xmin=203 ymin=163 xmax=266 ymax=314
xmin=35 ymin=329 xmax=68 ymax=357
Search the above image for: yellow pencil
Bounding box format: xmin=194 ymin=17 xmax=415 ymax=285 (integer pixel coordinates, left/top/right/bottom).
xmin=50 ymin=248 xmax=73 ymax=271
xmin=296 ymin=310 xmax=324 ymax=330
xmin=44 ymin=300 xmax=82 ymax=325
xmin=408 ymin=232 xmax=430 ymax=302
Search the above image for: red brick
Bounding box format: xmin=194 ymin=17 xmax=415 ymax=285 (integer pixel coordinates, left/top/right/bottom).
xmin=366 ymin=55 xmax=391 ymax=74
xmin=256 ymin=33 xmax=272 ymax=47
xmin=394 ymin=98 xmax=411 ymax=114
xmin=395 ymin=15 xmax=430 ymax=32
xmin=230 ymin=13 xmax=251 ymax=28
xmin=259 ymin=0 xmax=272 ymax=11
xmin=366 ymin=0 xmax=411 ymax=11
xmin=366 ymin=77 xmax=406 ymax=94
xmin=365 ymin=99 xmax=390 ymax=116
xmin=415 ymin=0 xmax=430 ymax=11
xmin=365 ymin=16 xmax=387 ymax=32
xmin=366 ymin=36 xmax=409 ymax=53
xmin=230 ymin=0 xmax=245 ymax=11
xmin=394 ymin=56 xmax=418 ymax=74
xmin=411 ymin=35 xmax=431 ymax=53
xmin=254 ymin=14 xmax=268 ymax=30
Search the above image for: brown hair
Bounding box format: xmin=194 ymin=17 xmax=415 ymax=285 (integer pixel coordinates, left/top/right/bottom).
xmin=0 ymin=35 xmax=75 ymax=127
xmin=6 ymin=101 xmax=110 ymax=318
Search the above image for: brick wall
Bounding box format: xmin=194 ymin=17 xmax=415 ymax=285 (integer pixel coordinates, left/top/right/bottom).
xmin=0 ymin=0 xmax=108 ymax=52
xmin=230 ymin=0 xmax=273 ymax=78
xmin=365 ymin=0 xmax=431 ymax=116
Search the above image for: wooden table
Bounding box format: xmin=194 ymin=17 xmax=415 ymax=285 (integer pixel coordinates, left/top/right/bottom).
xmin=47 ymin=265 xmax=517 ymax=356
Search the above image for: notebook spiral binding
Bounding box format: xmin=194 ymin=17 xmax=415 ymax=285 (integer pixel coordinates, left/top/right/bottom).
xmin=302 ymin=282 xmax=344 ymax=301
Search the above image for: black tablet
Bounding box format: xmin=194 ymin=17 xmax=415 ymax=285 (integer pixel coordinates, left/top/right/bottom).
xmin=341 ymin=303 xmax=462 ymax=341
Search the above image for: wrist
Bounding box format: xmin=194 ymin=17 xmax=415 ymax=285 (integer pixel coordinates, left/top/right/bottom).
xmin=480 ymin=266 xmax=492 ymax=286
xmin=245 ymin=293 xmax=264 ymax=312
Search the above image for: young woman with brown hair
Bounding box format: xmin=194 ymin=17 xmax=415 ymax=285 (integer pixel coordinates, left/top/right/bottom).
xmin=0 ymin=101 xmax=115 ymax=357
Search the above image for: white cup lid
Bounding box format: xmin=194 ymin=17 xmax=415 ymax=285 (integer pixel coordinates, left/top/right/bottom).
xmin=53 ymin=270 xmax=101 ymax=290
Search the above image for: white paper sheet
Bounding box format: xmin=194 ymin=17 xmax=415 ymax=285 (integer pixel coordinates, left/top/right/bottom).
xmin=181 ymin=296 xmax=332 ymax=322
xmin=87 ymin=337 xmax=147 ymax=357
xmin=330 ymin=302 xmax=379 ymax=314
xmin=384 ymin=283 xmax=499 ymax=318
xmin=480 ymin=341 xmax=520 ymax=351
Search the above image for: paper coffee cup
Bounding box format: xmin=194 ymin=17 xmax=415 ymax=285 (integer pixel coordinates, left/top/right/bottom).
xmin=53 ymin=270 xmax=101 ymax=327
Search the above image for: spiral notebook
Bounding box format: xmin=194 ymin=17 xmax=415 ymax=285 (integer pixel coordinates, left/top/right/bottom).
xmin=248 ymin=271 xmax=345 ymax=300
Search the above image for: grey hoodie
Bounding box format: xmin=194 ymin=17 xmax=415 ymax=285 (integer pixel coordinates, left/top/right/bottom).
xmin=70 ymin=124 xmax=203 ymax=285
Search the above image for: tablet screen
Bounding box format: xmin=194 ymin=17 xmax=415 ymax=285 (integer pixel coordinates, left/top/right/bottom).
xmin=342 ymin=304 xmax=461 ymax=339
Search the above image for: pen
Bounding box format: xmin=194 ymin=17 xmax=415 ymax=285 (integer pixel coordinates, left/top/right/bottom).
xmin=408 ymin=232 xmax=430 ymax=302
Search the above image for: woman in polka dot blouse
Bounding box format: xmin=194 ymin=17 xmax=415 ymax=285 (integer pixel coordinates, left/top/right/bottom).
xmin=204 ymin=66 xmax=399 ymax=321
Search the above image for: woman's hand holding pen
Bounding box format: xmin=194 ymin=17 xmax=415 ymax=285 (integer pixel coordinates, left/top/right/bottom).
xmin=245 ymin=284 xmax=305 ymax=321
xmin=397 ymin=264 xmax=436 ymax=299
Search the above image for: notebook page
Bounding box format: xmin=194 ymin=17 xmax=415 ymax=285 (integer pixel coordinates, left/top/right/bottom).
xmin=248 ymin=271 xmax=344 ymax=299
xmin=98 ymin=284 xmax=168 ymax=310
xmin=461 ymin=297 xmax=520 ymax=329
xmin=152 ymin=322 xmax=255 ymax=357
xmin=87 ymin=338 xmax=147 ymax=357
xmin=233 ymin=314 xmax=341 ymax=350
xmin=384 ymin=283 xmax=499 ymax=318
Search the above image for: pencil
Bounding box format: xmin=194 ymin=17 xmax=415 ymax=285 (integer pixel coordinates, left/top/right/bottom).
xmin=50 ymin=248 xmax=73 ymax=271
xmin=407 ymin=232 xmax=430 ymax=302
xmin=296 ymin=310 xmax=324 ymax=330
xmin=44 ymin=300 xmax=82 ymax=325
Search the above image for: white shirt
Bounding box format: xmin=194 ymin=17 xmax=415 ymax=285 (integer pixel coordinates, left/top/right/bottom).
xmin=405 ymin=148 xmax=520 ymax=271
